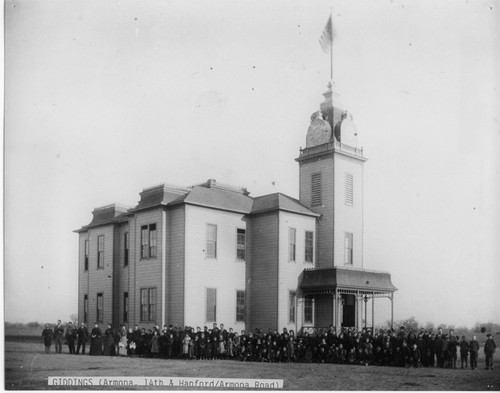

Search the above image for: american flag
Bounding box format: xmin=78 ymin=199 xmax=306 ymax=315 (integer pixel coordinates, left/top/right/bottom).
xmin=319 ymin=15 xmax=335 ymax=53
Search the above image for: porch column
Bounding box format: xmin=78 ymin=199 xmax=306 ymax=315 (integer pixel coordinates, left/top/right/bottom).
xmin=296 ymin=295 xmax=303 ymax=333
xmin=371 ymin=292 xmax=375 ymax=330
xmin=363 ymin=295 xmax=368 ymax=329
xmin=390 ymin=293 xmax=394 ymax=330
xmin=332 ymin=291 xmax=336 ymax=332
xmin=356 ymin=292 xmax=361 ymax=331
xmin=337 ymin=293 xmax=343 ymax=331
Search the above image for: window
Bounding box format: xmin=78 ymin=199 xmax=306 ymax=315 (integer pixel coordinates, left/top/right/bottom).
xmin=206 ymin=224 xmax=217 ymax=259
xmin=141 ymin=224 xmax=157 ymax=259
xmin=206 ymin=288 xmax=217 ymax=322
xmin=236 ymin=229 xmax=246 ymax=261
xmin=289 ymin=291 xmax=296 ymax=323
xmin=97 ymin=236 xmax=104 ymax=269
xmin=305 ymin=231 xmax=314 ymax=263
xmin=311 ymin=173 xmax=322 ymax=206
xmin=288 ymin=228 xmax=296 ymax=262
xmin=140 ymin=288 xmax=156 ymax=322
xmin=149 ymin=224 xmax=157 ymax=257
xmin=123 ymin=292 xmax=129 ymax=322
xmin=236 ymin=290 xmax=245 ymax=322
xmin=345 ymin=173 xmax=353 ymax=205
xmin=124 ymin=232 xmax=129 ymax=266
xmin=96 ymin=293 xmax=103 ymax=323
xmin=83 ymin=294 xmax=88 ymax=323
xmin=304 ymin=297 xmax=313 ymax=324
xmin=84 ymin=240 xmax=89 ymax=271
xmin=141 ymin=226 xmax=148 ymax=258
xmin=344 ymin=232 xmax=353 ymax=265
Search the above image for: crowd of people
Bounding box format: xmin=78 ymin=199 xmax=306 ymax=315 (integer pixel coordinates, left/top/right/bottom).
xmin=42 ymin=321 xmax=496 ymax=370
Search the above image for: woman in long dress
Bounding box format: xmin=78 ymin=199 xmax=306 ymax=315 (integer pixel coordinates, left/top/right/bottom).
xmin=182 ymin=332 xmax=191 ymax=359
xmin=118 ymin=325 xmax=128 ymax=356
xmin=150 ymin=330 xmax=160 ymax=358
xmin=89 ymin=323 xmax=102 ymax=356
xmin=103 ymin=324 xmax=115 ymax=356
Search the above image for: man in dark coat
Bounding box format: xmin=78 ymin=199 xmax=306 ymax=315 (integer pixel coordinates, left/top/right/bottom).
xmin=65 ymin=322 xmax=77 ymax=354
xmin=434 ymin=333 xmax=444 ymax=368
xmin=469 ymin=335 xmax=480 ymax=370
xmin=484 ymin=333 xmax=497 ymax=370
xmin=447 ymin=334 xmax=459 ymax=369
xmin=459 ymin=336 xmax=469 ymax=369
xmin=76 ymin=322 xmax=89 ymax=355
xmin=53 ymin=320 xmax=64 ymax=354
xmin=42 ymin=324 xmax=54 ymax=354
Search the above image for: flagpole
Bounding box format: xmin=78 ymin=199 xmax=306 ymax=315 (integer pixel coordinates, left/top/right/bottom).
xmin=330 ymin=10 xmax=333 ymax=81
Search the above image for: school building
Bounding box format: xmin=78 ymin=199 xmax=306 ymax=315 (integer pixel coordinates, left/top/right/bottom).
xmin=75 ymin=81 xmax=397 ymax=333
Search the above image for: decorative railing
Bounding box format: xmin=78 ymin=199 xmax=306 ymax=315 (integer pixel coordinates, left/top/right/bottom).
xmin=299 ymin=140 xmax=364 ymax=158
xmin=303 ymin=265 xmax=390 ymax=275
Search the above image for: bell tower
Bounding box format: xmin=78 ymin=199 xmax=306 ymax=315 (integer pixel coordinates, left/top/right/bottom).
xmin=296 ymin=82 xmax=366 ymax=268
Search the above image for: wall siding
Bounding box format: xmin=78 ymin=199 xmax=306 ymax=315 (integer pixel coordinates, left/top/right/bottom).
xmin=128 ymin=216 xmax=137 ymax=325
xmin=247 ymin=212 xmax=279 ymax=331
xmin=113 ymin=223 xmax=130 ymax=327
xmin=78 ymin=233 xmax=89 ymax=325
xmin=333 ymin=154 xmax=364 ymax=268
xmin=167 ymin=205 xmax=185 ymax=327
xmin=87 ymin=225 xmax=114 ymax=326
xmin=184 ymin=205 xmax=247 ymax=329
xmin=131 ymin=209 xmax=164 ymax=329
xmin=277 ymin=211 xmax=317 ymax=332
xmin=299 ymin=154 xmax=335 ymax=267
xmin=299 ymin=151 xmax=364 ymax=268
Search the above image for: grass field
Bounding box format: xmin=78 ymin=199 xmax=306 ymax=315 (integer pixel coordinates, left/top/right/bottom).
xmin=4 ymin=341 xmax=500 ymax=390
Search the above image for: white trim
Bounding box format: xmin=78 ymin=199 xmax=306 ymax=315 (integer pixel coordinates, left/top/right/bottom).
xmin=161 ymin=211 xmax=167 ymax=328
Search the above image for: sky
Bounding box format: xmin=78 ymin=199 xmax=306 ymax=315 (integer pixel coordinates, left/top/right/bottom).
xmin=3 ymin=0 xmax=499 ymax=328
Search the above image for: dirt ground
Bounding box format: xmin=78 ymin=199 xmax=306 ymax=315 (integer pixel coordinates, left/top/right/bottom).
xmin=4 ymin=341 xmax=500 ymax=390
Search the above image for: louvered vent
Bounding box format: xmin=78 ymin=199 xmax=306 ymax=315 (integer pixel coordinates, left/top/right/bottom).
xmin=311 ymin=173 xmax=322 ymax=206
xmin=345 ymin=173 xmax=353 ymax=205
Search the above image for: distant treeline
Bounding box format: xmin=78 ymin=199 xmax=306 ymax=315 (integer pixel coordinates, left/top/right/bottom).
xmin=5 ymin=321 xmax=45 ymax=330
xmin=381 ymin=317 xmax=499 ymax=337
xmin=5 ymin=321 xmax=48 ymax=329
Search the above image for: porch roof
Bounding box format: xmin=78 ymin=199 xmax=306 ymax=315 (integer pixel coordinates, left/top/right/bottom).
xmin=300 ymin=267 xmax=397 ymax=293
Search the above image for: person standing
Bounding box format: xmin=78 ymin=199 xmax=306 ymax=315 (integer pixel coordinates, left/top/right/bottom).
xmin=42 ymin=324 xmax=54 ymax=354
xmin=459 ymin=336 xmax=469 ymax=369
xmin=76 ymin=322 xmax=89 ymax=355
xmin=434 ymin=333 xmax=444 ymax=368
xmin=118 ymin=324 xmax=128 ymax=356
xmin=447 ymin=334 xmax=459 ymax=369
xmin=484 ymin=333 xmax=497 ymax=370
xmin=103 ymin=324 xmax=116 ymax=356
xmin=151 ymin=330 xmax=160 ymax=358
xmin=89 ymin=323 xmax=102 ymax=356
xmin=65 ymin=322 xmax=76 ymax=354
xmin=469 ymin=335 xmax=480 ymax=370
xmin=53 ymin=320 xmax=64 ymax=354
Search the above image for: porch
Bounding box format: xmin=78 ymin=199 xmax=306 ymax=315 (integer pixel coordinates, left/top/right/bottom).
xmin=298 ymin=266 xmax=397 ymax=332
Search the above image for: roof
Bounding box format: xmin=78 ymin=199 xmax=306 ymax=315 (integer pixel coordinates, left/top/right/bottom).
xmin=300 ymin=267 xmax=397 ymax=292
xmin=178 ymin=185 xmax=254 ymax=214
xmin=74 ymin=204 xmax=132 ymax=233
xmin=133 ymin=184 xmax=189 ymax=211
xmin=76 ymin=180 xmax=319 ymax=232
xmin=251 ymin=193 xmax=319 ymax=217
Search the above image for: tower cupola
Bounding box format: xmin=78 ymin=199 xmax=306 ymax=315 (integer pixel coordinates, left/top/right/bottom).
xmin=305 ymin=81 xmax=359 ymax=149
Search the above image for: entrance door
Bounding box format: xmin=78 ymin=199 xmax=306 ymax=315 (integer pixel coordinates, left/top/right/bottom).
xmin=342 ymin=294 xmax=355 ymax=327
